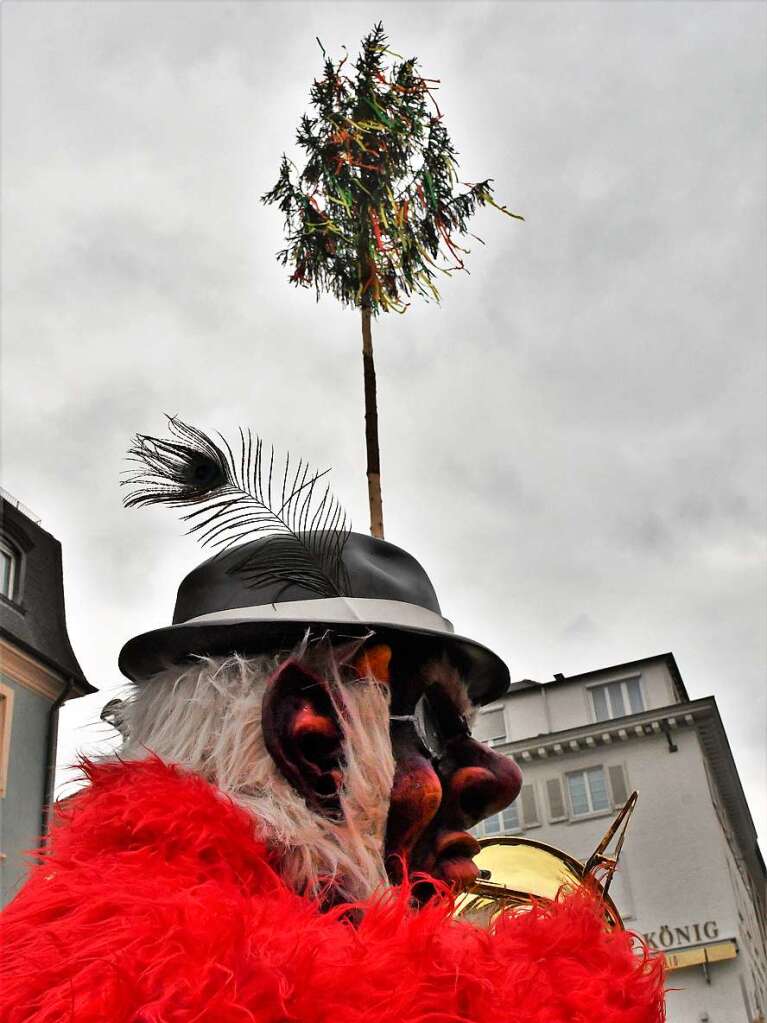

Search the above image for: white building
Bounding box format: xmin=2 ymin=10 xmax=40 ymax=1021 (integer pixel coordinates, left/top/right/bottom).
xmin=471 ymin=652 xmax=767 ymax=1022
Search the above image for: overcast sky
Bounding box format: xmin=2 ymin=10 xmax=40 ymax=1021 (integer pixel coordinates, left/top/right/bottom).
xmin=2 ymin=1 xmax=765 ymax=840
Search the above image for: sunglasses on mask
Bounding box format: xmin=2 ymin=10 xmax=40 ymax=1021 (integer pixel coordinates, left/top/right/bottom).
xmin=390 ymin=689 xmax=471 ymax=762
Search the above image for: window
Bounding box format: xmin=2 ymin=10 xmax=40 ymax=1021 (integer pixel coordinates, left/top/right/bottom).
xmin=566 ymin=766 xmax=611 ymax=816
xmin=0 ymin=537 xmax=19 ymax=600
xmin=472 ymin=706 xmax=506 ymax=746
xmin=473 ymin=803 xmax=520 ymax=839
xmin=472 ymin=784 xmax=539 ymax=838
xmin=546 ymin=768 xmax=628 ymax=821
xmin=590 ymin=677 xmax=643 ymax=721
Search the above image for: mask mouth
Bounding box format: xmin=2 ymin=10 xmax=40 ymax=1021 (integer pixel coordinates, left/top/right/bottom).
xmin=432 ymin=830 xmax=482 ymax=890
xmin=435 ymin=856 xmax=481 ymax=892
xmin=406 ymin=830 xmax=483 ymax=905
xmin=435 ymin=830 xmax=482 ymax=861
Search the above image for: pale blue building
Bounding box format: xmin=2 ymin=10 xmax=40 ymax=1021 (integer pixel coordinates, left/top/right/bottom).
xmin=0 ymin=491 xmax=96 ymax=906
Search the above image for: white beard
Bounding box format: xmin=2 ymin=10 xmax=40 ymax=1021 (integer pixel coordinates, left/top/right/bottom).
xmin=115 ymin=645 xmax=395 ymax=903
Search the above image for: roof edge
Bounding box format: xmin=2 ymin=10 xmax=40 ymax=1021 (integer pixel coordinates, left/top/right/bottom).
xmin=543 ymin=652 xmax=689 ymax=702
xmin=0 ymin=626 xmax=97 ymax=697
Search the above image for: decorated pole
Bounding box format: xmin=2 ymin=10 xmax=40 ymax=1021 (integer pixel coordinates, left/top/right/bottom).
xmin=262 ymin=23 xmax=522 ymax=538
xmin=361 ymin=301 xmax=383 ymax=537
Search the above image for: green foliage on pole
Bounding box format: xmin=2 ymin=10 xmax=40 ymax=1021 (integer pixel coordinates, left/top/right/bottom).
xmin=262 ymin=22 xmax=522 ymax=315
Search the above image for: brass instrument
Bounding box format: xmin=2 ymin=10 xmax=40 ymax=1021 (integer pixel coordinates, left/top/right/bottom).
xmin=457 ymin=791 xmax=638 ymax=930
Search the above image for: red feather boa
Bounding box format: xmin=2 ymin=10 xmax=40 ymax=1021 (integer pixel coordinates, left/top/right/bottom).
xmin=0 ymin=758 xmax=665 ymax=1022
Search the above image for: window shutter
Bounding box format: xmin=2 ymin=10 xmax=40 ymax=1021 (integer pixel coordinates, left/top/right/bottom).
xmin=472 ymin=708 xmax=506 ymax=744
xmin=626 ymin=677 xmax=644 ymax=714
xmin=546 ymin=778 xmax=567 ymax=821
xmin=609 ymin=765 xmax=629 ymax=807
xmin=520 ymin=784 xmax=539 ymax=826
xmin=0 ymin=684 xmax=14 ymax=799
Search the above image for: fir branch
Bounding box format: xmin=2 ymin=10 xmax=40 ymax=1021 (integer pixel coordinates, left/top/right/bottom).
xmin=261 ymin=23 xmax=522 ymax=315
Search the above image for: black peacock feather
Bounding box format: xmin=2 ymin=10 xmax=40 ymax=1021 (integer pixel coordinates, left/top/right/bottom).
xmin=122 ymin=416 xmax=351 ymax=598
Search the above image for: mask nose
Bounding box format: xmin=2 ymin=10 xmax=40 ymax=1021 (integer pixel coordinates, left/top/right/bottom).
xmin=447 ymin=739 xmax=522 ymax=826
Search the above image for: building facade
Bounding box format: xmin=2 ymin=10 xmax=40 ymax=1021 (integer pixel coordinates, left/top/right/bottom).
xmin=472 ymin=653 xmax=767 ymax=1022
xmin=0 ymin=492 xmax=96 ymax=906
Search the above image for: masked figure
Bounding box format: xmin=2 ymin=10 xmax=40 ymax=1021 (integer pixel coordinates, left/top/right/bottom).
xmin=0 ymin=422 xmax=664 ymax=1022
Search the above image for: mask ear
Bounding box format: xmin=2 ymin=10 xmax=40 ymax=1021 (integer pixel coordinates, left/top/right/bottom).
xmin=261 ymin=659 xmax=344 ymax=817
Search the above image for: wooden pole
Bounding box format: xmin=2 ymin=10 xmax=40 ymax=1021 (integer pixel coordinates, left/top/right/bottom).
xmin=361 ymin=304 xmax=384 ymax=538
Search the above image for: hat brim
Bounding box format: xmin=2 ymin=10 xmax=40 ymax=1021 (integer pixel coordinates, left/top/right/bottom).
xmin=118 ymin=618 xmax=509 ymax=706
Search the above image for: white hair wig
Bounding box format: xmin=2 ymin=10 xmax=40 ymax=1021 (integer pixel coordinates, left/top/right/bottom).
xmin=115 ymin=642 xmax=395 ymax=903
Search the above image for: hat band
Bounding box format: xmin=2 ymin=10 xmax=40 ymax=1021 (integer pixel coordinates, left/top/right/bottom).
xmin=181 ymin=596 xmax=454 ymax=636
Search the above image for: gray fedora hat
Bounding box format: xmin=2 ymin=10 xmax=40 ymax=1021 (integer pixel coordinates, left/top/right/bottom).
xmin=119 ymin=531 xmax=509 ymax=705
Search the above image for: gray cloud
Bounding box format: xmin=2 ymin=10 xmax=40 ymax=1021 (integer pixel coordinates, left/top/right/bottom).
xmin=2 ymin=2 xmax=765 ymax=835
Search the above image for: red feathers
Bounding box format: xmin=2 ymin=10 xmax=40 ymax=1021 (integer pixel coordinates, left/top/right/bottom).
xmin=0 ymin=758 xmax=665 ymax=1022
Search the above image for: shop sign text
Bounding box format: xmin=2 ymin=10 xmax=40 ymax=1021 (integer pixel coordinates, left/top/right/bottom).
xmin=642 ymin=921 xmax=719 ymax=950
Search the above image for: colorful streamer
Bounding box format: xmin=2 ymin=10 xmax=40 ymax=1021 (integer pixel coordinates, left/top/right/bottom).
xmin=262 ymin=23 xmax=523 ymax=314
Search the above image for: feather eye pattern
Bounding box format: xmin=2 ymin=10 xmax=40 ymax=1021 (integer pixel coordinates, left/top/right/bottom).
xmin=122 ymin=416 xmax=351 ymax=598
